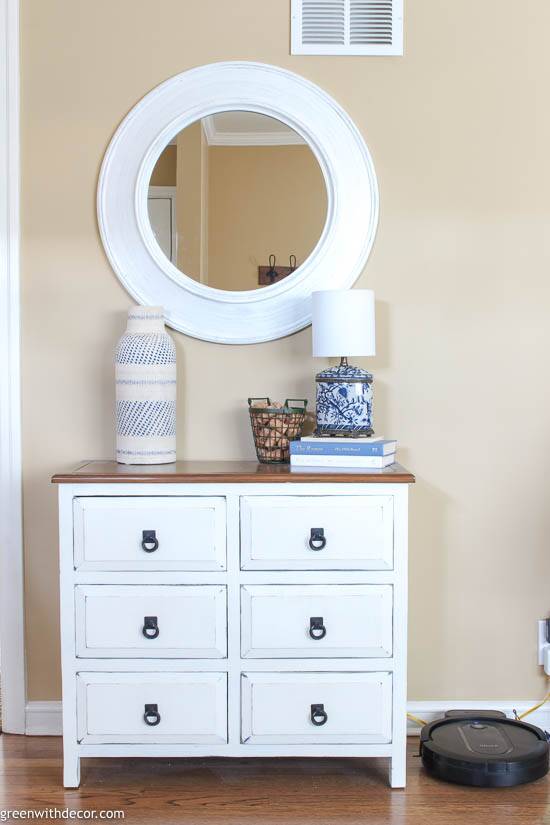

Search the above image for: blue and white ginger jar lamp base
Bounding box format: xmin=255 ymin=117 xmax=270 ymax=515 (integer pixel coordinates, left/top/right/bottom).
xmin=315 ymin=358 xmax=374 ymax=437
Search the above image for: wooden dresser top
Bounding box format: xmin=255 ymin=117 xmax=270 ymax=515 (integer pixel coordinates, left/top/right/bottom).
xmin=52 ymin=460 xmax=415 ymax=485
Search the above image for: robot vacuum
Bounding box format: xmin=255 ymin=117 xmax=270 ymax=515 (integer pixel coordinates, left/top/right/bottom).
xmin=420 ymin=710 xmax=549 ymax=787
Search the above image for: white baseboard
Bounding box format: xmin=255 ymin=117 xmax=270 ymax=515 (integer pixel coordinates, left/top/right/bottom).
xmin=25 ymin=701 xmax=62 ymax=735
xmin=407 ymin=700 xmax=550 ymax=735
xmin=23 ymin=699 xmax=550 ymax=738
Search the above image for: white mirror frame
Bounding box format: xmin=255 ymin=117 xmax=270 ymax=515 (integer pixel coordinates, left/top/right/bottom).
xmin=98 ymin=62 xmax=379 ymax=344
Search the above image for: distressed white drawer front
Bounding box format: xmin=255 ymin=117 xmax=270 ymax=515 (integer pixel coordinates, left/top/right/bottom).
xmin=241 ymin=672 xmax=392 ymax=744
xmin=75 ymin=585 xmax=227 ymax=658
xmin=77 ymin=672 xmax=227 ymax=744
xmin=240 ymin=496 xmax=393 ymax=570
xmin=241 ymin=585 xmax=392 ymax=658
xmin=73 ymin=496 xmax=226 ymax=571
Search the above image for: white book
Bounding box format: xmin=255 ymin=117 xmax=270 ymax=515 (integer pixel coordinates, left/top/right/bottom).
xmin=301 ymin=435 xmax=384 ymax=444
xmin=290 ymin=453 xmax=396 ymax=469
xmin=290 ymin=464 xmax=394 ymax=475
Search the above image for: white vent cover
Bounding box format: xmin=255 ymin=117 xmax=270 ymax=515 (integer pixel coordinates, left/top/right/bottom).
xmin=291 ymin=0 xmax=403 ymax=55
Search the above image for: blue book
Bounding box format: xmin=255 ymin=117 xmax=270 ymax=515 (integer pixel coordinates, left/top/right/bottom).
xmin=290 ymin=438 xmax=397 ymax=457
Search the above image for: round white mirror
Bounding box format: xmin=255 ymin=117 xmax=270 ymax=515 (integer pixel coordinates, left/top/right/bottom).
xmin=98 ymin=62 xmax=378 ymax=344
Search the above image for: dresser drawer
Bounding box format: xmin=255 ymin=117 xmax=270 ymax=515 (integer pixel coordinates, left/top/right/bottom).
xmin=241 ymin=585 xmax=392 ymax=658
xmin=75 ymin=585 xmax=227 ymax=658
xmin=240 ymin=496 xmax=393 ymax=570
xmin=77 ymin=672 xmax=227 ymax=744
xmin=73 ymin=496 xmax=226 ymax=571
xmin=241 ymin=672 xmax=392 ymax=744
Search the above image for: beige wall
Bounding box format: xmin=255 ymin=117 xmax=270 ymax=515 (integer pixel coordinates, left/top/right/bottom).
xmin=176 ymin=121 xmax=208 ymax=278
xmin=150 ymin=145 xmax=177 ymax=187
xmin=20 ymin=0 xmax=550 ymax=700
xmin=207 ymin=145 xmax=326 ymax=290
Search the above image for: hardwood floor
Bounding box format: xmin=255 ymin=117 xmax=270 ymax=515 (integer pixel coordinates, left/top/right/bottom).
xmin=0 ymin=735 xmax=548 ymax=824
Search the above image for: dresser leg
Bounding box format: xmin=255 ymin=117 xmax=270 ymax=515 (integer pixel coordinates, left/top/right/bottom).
xmin=390 ymin=754 xmax=406 ymax=788
xmin=63 ymin=753 xmax=81 ymax=788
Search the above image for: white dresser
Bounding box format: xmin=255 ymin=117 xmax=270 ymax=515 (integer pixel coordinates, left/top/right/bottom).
xmin=53 ymin=460 xmax=414 ymax=788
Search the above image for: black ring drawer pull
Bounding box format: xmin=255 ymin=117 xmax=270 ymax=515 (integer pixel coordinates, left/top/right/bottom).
xmin=311 ymin=703 xmax=328 ymax=726
xmin=143 ymin=704 xmax=161 ymax=726
xmin=308 ymin=528 xmax=326 ymax=551
xmin=309 ymin=616 xmax=326 ymax=640
xmin=141 ymin=530 xmax=159 ymax=553
xmin=142 ymin=616 xmax=159 ymax=639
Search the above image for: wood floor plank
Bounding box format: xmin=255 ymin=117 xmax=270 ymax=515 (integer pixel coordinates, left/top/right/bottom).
xmin=0 ymin=736 xmax=547 ymax=824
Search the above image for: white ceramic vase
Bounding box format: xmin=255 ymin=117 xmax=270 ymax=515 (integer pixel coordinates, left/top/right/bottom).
xmin=115 ymin=306 xmax=177 ymax=464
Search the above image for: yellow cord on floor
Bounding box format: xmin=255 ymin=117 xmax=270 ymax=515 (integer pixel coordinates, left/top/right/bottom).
xmin=517 ymin=688 xmax=550 ymax=721
xmin=407 ymin=712 xmax=428 ymax=727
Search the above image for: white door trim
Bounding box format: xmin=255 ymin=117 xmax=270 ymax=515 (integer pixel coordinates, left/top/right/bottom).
xmin=0 ymin=0 xmax=26 ymax=734
xmin=147 ymin=186 xmax=177 ymax=266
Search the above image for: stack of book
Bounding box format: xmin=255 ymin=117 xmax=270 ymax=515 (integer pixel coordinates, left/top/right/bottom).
xmin=289 ymin=436 xmax=397 ymax=468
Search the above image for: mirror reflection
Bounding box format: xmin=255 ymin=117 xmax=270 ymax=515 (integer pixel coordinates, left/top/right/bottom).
xmin=148 ymin=112 xmax=327 ymax=291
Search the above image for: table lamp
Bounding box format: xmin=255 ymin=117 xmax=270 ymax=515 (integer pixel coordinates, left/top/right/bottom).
xmin=312 ymin=289 xmax=375 ymax=436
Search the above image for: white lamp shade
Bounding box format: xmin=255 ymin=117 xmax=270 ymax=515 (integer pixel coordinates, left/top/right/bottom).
xmin=312 ymin=289 xmax=375 ymax=357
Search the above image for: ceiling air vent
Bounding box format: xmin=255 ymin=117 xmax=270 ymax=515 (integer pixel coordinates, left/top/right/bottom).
xmin=291 ymin=0 xmax=403 ymax=55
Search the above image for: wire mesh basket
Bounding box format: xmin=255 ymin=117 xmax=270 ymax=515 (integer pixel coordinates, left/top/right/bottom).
xmin=248 ymin=398 xmax=308 ymax=464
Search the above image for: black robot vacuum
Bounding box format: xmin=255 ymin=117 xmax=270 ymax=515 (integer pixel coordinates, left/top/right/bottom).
xmin=420 ymin=710 xmax=549 ymax=787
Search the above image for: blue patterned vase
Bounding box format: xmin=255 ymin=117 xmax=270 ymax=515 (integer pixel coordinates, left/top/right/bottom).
xmin=315 ymin=362 xmax=373 ymax=436
xmin=115 ymin=306 xmax=177 ymax=464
